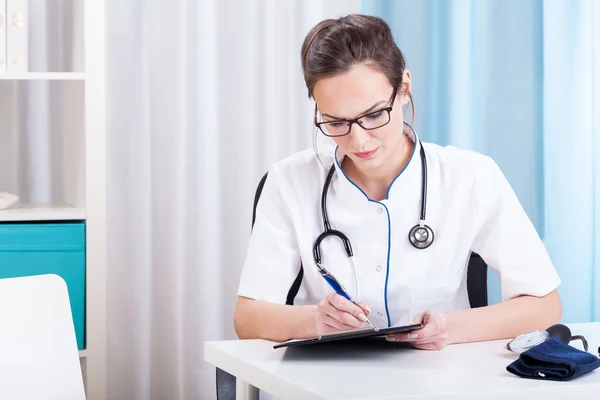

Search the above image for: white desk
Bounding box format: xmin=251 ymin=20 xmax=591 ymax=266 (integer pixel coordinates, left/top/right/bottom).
xmin=205 ymin=322 xmax=600 ymax=400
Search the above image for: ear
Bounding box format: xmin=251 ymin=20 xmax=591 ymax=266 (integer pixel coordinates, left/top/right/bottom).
xmin=399 ymin=69 xmax=412 ymax=106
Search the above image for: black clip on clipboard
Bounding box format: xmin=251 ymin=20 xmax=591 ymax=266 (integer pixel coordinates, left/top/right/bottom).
xmin=273 ymin=323 xmax=424 ymax=349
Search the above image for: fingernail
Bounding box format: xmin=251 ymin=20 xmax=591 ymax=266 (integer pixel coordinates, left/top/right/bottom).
xmin=408 ymin=333 xmax=418 ymax=339
xmin=386 ymin=336 xmax=396 ymax=342
xmin=365 ymin=305 xmax=371 ymax=313
xmin=409 ymin=320 xmax=415 ymax=325
xmin=358 ymin=313 xmax=367 ymax=322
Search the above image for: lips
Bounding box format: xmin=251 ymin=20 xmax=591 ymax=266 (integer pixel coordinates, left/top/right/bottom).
xmin=354 ymin=148 xmax=378 ymax=159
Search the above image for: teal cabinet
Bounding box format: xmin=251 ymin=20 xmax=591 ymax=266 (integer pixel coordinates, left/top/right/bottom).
xmin=0 ymin=222 xmax=86 ymax=350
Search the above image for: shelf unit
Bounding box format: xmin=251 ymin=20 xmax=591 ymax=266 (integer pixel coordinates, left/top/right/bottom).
xmin=0 ymin=1 xmax=106 ymax=399
xmin=0 ymin=72 xmax=86 ymax=80
xmin=0 ymin=204 xmax=86 ymax=221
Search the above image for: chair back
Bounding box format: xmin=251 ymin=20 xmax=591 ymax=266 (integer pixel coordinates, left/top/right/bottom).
xmin=0 ymin=274 xmax=86 ymax=399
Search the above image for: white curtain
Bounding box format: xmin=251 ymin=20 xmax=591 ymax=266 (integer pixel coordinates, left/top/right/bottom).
xmin=105 ymin=1 xmax=360 ymax=399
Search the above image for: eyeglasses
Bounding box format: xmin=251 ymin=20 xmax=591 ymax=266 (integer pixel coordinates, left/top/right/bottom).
xmin=314 ymin=87 xmax=398 ymax=137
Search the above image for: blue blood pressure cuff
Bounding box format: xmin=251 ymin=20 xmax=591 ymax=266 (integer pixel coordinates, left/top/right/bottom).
xmin=507 ymin=337 xmax=600 ymax=381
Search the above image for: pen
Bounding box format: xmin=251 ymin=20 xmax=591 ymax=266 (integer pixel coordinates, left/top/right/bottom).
xmin=320 ymin=268 xmax=375 ymax=328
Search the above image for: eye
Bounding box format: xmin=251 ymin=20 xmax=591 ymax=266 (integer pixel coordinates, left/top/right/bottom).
xmin=326 ymin=122 xmax=343 ymax=127
xmin=365 ymin=111 xmax=384 ymax=120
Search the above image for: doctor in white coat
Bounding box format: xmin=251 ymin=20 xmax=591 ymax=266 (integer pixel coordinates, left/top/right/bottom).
xmin=234 ymin=14 xmax=562 ymax=351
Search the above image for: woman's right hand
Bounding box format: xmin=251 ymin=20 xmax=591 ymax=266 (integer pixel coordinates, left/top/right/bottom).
xmin=315 ymin=293 xmax=371 ymax=334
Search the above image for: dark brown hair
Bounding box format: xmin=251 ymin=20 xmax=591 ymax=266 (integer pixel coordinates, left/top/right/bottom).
xmin=300 ymin=14 xmax=414 ymax=120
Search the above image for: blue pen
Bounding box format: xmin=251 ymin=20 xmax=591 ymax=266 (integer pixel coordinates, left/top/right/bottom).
xmin=317 ymin=264 xmax=374 ymax=328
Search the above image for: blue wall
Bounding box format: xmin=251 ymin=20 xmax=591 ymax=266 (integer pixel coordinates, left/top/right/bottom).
xmin=362 ymin=0 xmax=600 ymax=322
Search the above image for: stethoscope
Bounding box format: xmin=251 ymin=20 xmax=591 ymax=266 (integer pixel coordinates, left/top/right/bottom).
xmin=312 ymin=125 xmax=433 ymax=309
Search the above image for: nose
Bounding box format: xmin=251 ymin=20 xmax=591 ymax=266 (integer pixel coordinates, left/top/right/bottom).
xmin=348 ymin=122 xmax=370 ymax=148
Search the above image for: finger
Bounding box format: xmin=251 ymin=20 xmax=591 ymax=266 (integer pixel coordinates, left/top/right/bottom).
xmin=387 ymin=327 xmax=428 ymax=342
xmin=327 ymin=293 xmax=368 ymax=324
xmin=409 ymin=312 xmax=426 ymax=325
xmin=320 ymin=296 xmax=365 ymax=328
xmin=412 ymin=342 xmax=439 ymax=350
xmin=386 ymin=331 xmax=420 ymax=342
xmin=357 ymin=302 xmax=371 ymax=316
xmin=324 ymin=306 xmax=366 ymax=328
xmin=387 ymin=312 xmax=442 ymax=342
xmin=319 ymin=314 xmax=357 ymax=332
xmin=413 ymin=332 xmax=448 ymax=345
xmin=412 ymin=341 xmax=447 ymax=351
xmin=409 ymin=311 xmax=440 ymax=339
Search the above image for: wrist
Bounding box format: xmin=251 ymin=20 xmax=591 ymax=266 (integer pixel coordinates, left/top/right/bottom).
xmin=440 ymin=311 xmax=459 ymax=344
xmin=296 ymin=305 xmax=319 ymax=339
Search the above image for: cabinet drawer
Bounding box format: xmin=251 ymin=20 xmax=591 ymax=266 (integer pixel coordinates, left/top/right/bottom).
xmin=0 ymin=222 xmax=86 ymax=350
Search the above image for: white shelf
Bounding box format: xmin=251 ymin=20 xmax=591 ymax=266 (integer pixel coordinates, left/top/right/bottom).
xmin=0 ymin=204 xmax=85 ymax=222
xmin=0 ymin=72 xmax=86 ymax=81
xmin=0 ymin=1 xmax=105 ymax=396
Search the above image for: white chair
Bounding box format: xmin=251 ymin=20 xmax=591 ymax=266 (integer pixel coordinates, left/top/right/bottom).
xmin=0 ymin=274 xmax=86 ymax=399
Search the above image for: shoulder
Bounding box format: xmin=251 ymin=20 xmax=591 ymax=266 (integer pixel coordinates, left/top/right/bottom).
xmin=423 ymin=142 xmax=517 ymax=222
xmin=254 ymin=145 xmax=334 ymax=223
xmin=268 ymin=144 xmax=335 ymax=187
xmin=422 ymin=142 xmax=494 ymax=171
xmin=421 ymin=141 xmax=501 ymax=187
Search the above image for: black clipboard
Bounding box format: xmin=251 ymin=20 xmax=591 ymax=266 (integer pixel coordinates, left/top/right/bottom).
xmin=273 ymin=323 xmax=424 ymax=349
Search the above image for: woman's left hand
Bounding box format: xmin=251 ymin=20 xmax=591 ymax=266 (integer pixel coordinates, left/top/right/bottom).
xmin=387 ymin=310 xmax=449 ymax=350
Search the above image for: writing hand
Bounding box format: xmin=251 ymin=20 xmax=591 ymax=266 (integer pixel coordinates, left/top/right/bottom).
xmin=315 ymin=293 xmax=371 ymax=335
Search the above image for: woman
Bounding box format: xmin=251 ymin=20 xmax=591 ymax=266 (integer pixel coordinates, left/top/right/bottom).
xmin=234 ymin=14 xmax=561 ymax=350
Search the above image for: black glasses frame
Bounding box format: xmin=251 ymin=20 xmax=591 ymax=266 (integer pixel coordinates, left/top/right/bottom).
xmin=314 ymin=87 xmax=398 ymax=137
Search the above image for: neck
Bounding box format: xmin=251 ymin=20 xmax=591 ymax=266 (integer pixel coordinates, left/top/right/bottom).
xmin=343 ymin=134 xmax=414 ymax=201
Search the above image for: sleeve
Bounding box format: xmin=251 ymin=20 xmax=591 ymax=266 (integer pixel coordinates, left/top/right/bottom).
xmin=237 ymin=166 xmax=302 ymax=304
xmin=471 ymin=156 xmax=561 ymax=301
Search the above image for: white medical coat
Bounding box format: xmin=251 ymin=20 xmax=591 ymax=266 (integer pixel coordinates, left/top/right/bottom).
xmin=238 ymin=135 xmax=561 ymax=328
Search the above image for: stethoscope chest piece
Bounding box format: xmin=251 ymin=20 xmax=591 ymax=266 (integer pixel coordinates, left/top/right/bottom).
xmin=317 ymin=127 xmax=434 ymax=253
xmin=507 ymin=324 xmax=590 ymax=354
xmin=409 ymin=223 xmax=434 ymax=249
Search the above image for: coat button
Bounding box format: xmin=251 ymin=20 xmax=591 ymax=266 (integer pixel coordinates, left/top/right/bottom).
xmin=377 ymin=207 xmax=383 ymax=213
xmin=377 ymin=312 xmax=384 ymax=317
xmin=376 ymin=265 xmax=382 ymax=271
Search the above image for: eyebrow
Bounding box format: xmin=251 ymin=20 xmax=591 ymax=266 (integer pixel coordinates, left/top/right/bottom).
xmin=321 ymin=100 xmax=387 ymax=120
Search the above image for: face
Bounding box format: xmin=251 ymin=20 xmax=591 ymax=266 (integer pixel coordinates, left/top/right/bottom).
xmin=313 ymin=65 xmax=411 ymax=173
